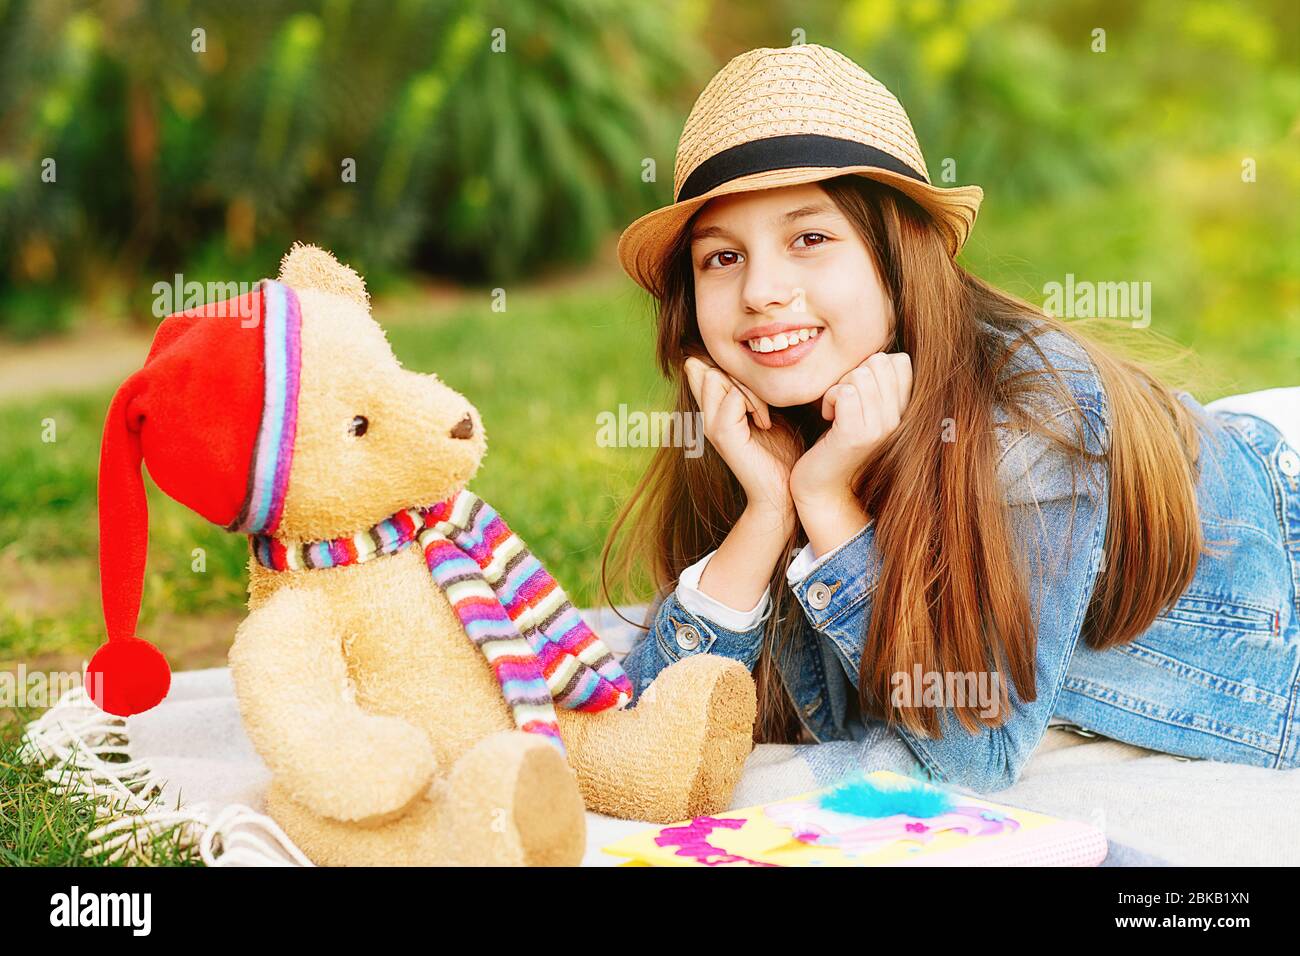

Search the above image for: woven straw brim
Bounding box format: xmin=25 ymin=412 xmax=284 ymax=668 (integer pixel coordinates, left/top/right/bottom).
xmin=617 ymin=165 xmax=983 ymax=298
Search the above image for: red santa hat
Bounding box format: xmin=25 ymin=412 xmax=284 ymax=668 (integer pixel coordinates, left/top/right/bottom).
xmin=88 ymin=279 xmax=303 ymax=716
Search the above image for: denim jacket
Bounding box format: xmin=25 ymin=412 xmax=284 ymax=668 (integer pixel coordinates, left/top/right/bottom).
xmin=620 ymin=323 xmax=1300 ymax=792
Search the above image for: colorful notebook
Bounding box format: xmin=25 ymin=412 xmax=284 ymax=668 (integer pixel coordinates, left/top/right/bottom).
xmin=602 ymin=770 xmax=1108 ymax=866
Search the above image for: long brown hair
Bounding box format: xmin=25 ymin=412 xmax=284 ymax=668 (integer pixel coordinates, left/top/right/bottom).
xmin=601 ymin=175 xmax=1205 ymax=743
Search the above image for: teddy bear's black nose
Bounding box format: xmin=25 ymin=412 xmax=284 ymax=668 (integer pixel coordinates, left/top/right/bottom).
xmin=450 ymin=413 xmax=474 ymax=440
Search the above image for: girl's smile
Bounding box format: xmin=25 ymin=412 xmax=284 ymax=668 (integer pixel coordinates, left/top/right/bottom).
xmin=740 ymin=323 xmax=823 ymax=367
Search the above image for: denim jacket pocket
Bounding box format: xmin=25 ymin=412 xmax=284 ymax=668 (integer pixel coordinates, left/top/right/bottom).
xmin=1154 ymin=591 xmax=1280 ymax=635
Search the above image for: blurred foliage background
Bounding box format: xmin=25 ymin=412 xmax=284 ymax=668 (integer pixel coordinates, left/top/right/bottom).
xmin=0 ymin=0 xmax=1296 ymax=357
xmin=0 ymin=0 xmax=706 ymax=335
xmin=0 ymin=0 xmax=1297 ymax=667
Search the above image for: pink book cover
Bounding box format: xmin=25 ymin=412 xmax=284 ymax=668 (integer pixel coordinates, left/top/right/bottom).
xmin=602 ymin=770 xmax=1108 ymax=867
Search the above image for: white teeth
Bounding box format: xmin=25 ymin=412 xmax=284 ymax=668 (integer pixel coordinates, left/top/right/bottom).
xmin=746 ymin=328 xmax=820 ymax=353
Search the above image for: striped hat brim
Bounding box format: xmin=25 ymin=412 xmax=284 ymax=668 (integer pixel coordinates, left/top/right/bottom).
xmin=226 ymin=279 xmax=303 ymax=535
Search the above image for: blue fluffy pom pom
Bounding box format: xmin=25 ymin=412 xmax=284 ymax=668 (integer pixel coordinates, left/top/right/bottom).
xmin=816 ymin=772 xmax=954 ymax=819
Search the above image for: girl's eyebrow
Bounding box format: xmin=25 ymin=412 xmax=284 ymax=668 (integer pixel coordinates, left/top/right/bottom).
xmin=689 ymin=201 xmax=841 ymax=244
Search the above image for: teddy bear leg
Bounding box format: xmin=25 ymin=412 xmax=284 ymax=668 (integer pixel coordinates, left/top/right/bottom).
xmin=438 ymin=730 xmax=587 ymax=867
xmin=556 ymin=654 xmax=757 ymax=823
xmin=264 ymin=781 xmax=456 ymax=866
xmin=264 ymin=730 xmax=585 ymax=866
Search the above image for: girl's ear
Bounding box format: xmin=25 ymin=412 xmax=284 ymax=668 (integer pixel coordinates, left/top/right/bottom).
xmin=277 ymin=243 xmax=369 ymax=307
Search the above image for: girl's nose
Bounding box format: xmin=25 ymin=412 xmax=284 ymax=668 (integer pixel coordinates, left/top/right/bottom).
xmin=740 ymin=254 xmax=797 ymax=313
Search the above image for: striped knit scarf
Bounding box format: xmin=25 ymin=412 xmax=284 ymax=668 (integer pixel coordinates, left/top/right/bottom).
xmin=250 ymin=489 xmax=633 ymax=758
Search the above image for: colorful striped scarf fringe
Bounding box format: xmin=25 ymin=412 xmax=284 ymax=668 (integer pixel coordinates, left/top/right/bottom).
xmin=250 ymin=490 xmax=633 ymax=757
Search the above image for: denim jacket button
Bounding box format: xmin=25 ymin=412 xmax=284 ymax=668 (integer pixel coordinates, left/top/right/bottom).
xmin=674 ymin=623 xmax=702 ymax=652
xmin=808 ymin=582 xmax=832 ymax=610
xmin=1280 ymin=449 xmax=1300 ymax=478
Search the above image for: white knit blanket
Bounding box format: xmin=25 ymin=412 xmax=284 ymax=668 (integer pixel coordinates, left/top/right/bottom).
xmin=22 ymin=605 xmax=1300 ymax=866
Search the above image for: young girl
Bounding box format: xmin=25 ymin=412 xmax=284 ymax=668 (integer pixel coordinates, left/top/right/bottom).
xmin=602 ymin=44 xmax=1300 ymax=793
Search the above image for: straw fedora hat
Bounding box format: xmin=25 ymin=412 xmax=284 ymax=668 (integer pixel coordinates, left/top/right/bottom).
xmin=617 ymin=43 xmax=983 ymax=297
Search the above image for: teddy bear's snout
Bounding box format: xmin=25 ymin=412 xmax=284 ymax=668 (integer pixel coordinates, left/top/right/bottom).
xmin=449 ymin=413 xmax=475 ymax=440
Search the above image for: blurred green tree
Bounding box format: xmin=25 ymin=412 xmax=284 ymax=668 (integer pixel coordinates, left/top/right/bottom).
xmin=0 ymin=0 xmax=708 ymax=334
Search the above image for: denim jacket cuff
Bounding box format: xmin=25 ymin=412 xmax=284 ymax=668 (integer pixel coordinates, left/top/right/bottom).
xmin=787 ymin=518 xmax=880 ymax=631
xmin=652 ymin=589 xmax=765 ymax=670
xmin=786 ymin=519 xmax=872 ymax=586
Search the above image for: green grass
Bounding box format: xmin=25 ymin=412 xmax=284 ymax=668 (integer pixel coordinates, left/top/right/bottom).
xmin=0 ymin=708 xmax=203 ymax=866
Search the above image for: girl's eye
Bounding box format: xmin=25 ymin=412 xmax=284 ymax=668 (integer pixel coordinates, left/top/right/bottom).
xmin=700 ymin=235 xmax=827 ymax=269
xmin=703 ymin=250 xmax=742 ymax=270
xmin=349 ymin=415 xmax=369 ymax=437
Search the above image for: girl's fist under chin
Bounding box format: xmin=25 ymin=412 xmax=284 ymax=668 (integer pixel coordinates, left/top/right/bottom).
xmin=790 ymin=351 xmax=913 ymax=505
xmin=684 ymin=356 xmax=798 ymax=513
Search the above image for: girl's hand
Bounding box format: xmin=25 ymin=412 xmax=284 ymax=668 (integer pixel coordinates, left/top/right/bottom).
xmin=684 ymin=356 xmax=798 ymax=518
xmin=789 ymin=351 xmax=913 ymax=511
xmin=684 ymin=353 xmax=771 ymax=429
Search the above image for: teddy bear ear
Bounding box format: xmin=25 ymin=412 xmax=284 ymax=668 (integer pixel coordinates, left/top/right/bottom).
xmin=277 ymin=242 xmax=369 ymax=307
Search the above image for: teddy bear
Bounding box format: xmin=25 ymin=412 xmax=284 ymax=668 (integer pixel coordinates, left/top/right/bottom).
xmin=87 ymin=243 xmax=758 ymax=866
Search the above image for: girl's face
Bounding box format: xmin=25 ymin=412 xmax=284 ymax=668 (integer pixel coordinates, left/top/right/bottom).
xmin=689 ymin=182 xmax=893 ymax=407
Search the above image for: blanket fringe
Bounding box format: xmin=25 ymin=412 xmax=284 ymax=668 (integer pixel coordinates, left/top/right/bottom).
xmin=20 ymin=687 xmax=312 ymax=867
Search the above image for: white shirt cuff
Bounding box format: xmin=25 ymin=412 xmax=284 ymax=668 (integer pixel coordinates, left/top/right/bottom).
xmin=785 ymin=541 xmax=819 ymax=585
xmin=676 ymin=550 xmax=771 ymax=632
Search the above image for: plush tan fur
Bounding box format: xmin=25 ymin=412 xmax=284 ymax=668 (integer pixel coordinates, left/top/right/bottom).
xmin=227 ymin=245 xmax=757 ymax=866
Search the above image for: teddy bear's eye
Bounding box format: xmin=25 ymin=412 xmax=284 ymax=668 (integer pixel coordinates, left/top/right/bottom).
xmin=349 ymin=415 xmax=369 ymax=437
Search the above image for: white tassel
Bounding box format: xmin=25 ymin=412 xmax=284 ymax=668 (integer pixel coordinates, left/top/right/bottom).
xmin=21 ymin=686 xmax=313 ymax=867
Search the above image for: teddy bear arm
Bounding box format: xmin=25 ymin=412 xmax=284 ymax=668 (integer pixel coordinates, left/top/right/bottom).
xmin=229 ymin=587 xmax=438 ymax=823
